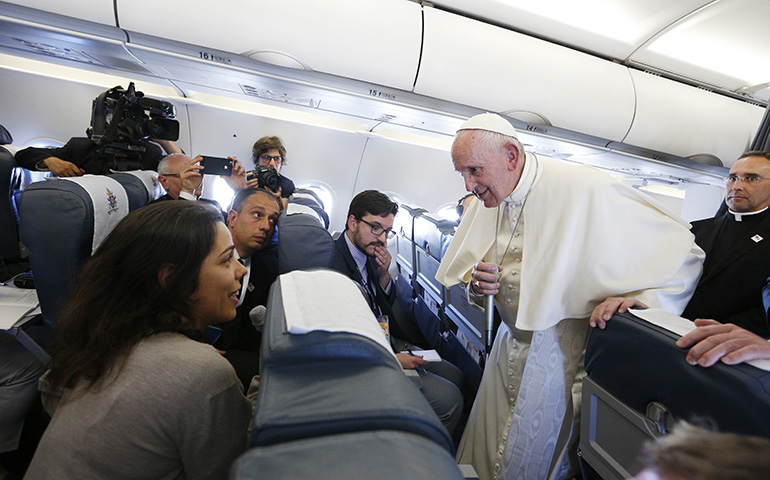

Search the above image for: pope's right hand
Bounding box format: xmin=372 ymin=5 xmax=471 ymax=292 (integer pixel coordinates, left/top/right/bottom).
xmin=470 ymin=261 xmax=501 ymax=295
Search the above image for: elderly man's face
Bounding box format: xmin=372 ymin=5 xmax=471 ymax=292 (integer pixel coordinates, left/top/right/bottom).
xmin=726 ymin=155 xmax=770 ymax=213
xmin=451 ymin=130 xmax=522 ymax=208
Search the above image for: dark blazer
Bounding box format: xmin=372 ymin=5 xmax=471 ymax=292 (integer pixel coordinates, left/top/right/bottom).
xmin=682 ymin=212 xmax=770 ymax=337
xmin=15 ymin=137 xmax=163 ymax=174
xmin=215 ymin=245 xmax=278 ymax=388
xmin=330 ymin=234 xmax=430 ymax=346
xmin=330 ymin=234 xmax=396 ymax=318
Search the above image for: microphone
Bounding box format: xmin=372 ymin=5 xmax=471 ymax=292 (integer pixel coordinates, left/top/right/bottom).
xmin=485 ymin=294 xmax=494 ymax=359
xmin=249 ymin=305 xmax=267 ymax=332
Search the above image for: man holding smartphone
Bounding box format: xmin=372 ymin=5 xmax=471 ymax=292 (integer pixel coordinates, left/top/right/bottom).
xmin=155 ymin=153 xmax=246 ymax=203
xmin=155 ymin=154 xmax=204 ymax=201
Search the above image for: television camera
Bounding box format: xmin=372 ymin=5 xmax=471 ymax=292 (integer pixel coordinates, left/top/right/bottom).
xmin=86 ymin=82 xmax=179 ymax=171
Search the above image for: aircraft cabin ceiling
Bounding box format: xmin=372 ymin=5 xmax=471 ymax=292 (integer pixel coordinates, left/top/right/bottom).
xmin=1 ymin=0 xmax=769 ymax=180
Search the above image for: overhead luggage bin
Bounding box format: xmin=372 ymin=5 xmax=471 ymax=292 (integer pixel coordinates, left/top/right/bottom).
xmin=430 ymin=0 xmax=713 ymax=63
xmin=416 ymin=8 xmax=636 ymax=143
xmin=627 ymin=0 xmax=770 ymax=100
xmin=624 ymin=69 xmax=764 ymax=167
xmin=0 ymin=2 xmax=156 ymax=76
xmin=2 ymin=0 xmax=116 ymax=29
xmin=117 ymin=0 xmax=423 ymax=92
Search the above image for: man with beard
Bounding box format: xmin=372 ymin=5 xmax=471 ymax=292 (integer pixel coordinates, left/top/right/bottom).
xmin=330 ymin=190 xmax=464 ymax=436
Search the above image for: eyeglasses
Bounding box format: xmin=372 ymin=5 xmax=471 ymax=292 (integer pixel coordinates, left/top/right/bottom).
xmin=724 ymin=175 xmax=770 ymax=185
xmin=358 ymin=218 xmax=395 ymax=239
xmin=159 ymin=173 xmax=180 ymax=178
xmin=259 ymin=155 xmax=283 ymax=164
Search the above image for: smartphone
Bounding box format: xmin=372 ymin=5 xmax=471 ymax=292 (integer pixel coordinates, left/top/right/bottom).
xmin=200 ymin=156 xmax=233 ymax=176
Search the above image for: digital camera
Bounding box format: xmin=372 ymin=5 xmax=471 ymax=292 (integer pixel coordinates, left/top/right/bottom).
xmin=250 ymin=166 xmax=281 ymax=192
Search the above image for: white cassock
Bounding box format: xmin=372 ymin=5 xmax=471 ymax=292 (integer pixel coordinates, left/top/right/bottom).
xmin=436 ymin=153 xmax=704 ymax=480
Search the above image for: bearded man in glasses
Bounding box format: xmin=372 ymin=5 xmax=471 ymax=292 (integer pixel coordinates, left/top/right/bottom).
xmin=594 ymin=151 xmax=770 ymax=338
xmin=329 ymin=189 xmax=465 ymax=437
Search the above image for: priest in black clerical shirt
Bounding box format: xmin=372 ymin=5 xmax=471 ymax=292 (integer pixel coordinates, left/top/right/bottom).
xmin=682 ymin=151 xmax=770 ymax=338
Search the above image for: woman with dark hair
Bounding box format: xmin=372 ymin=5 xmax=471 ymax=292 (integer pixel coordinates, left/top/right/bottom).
xmin=247 ymin=136 xmax=295 ymax=209
xmin=26 ymin=201 xmax=250 ymax=479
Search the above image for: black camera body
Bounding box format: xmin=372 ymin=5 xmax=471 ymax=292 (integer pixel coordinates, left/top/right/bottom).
xmin=89 ymin=82 xmax=179 ymax=149
xmin=86 ymin=82 xmax=180 ymax=171
xmin=250 ymin=166 xmax=281 ymax=192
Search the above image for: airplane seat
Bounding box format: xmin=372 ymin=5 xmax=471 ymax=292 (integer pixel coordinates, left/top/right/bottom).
xmin=288 ymin=188 xmax=329 ymax=228
xmin=108 ymin=170 xmax=163 ymax=208
xmin=0 ymin=144 xmax=21 ymax=259
xmin=394 ymin=205 xmax=420 ymax=278
xmin=252 ymin=270 xmax=455 ymax=454
xmin=18 ymin=174 xmax=144 ymax=332
xmin=410 ymin=214 xmax=454 ymax=345
xmin=233 ymin=430 xmax=466 ymax=480
xmin=580 ymin=311 xmax=770 ymax=480
xmin=277 ymin=189 xmax=334 ymax=274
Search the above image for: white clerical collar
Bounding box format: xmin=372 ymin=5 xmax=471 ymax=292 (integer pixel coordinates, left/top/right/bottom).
xmin=729 ymin=205 xmax=768 ymax=222
xmin=505 ymin=152 xmax=538 ymax=206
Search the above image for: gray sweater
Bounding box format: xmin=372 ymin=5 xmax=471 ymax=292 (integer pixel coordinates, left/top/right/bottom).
xmin=26 ymin=333 xmax=251 ymax=479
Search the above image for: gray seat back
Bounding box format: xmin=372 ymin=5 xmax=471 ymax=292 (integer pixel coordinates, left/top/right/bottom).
xmin=18 ymin=173 xmax=158 ymax=331
xmin=0 ymin=146 xmax=20 ymax=258
xmin=278 ymin=188 xmax=334 ymax=274
xmin=234 ymin=431 xmax=464 ymax=480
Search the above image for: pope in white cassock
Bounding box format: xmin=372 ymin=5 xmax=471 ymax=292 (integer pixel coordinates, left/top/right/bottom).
xmin=436 ymin=113 xmax=705 ymax=480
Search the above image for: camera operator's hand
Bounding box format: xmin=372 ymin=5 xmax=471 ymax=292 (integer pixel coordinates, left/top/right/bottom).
xmin=44 ymin=157 xmax=85 ymax=177
xmin=180 ymin=155 xmax=204 ymax=195
xmin=223 ymin=157 xmax=246 ymax=191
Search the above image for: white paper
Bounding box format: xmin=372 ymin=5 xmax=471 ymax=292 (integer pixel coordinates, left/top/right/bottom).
xmin=401 ymin=349 xmax=442 ymax=362
xmin=0 ymin=286 xmax=40 ymax=330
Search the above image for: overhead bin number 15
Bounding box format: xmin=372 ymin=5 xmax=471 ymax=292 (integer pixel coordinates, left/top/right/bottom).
xmin=369 ymin=89 xmax=396 ymax=101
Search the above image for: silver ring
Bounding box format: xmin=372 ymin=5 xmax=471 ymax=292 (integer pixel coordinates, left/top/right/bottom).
xmin=474 ymin=280 xmax=480 ymax=288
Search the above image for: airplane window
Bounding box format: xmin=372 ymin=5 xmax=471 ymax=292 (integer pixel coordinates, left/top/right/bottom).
xmin=209 ymin=176 xmax=236 ymax=210
xmin=384 ymin=192 xmax=406 ymax=208
xmin=437 ymin=204 xmax=460 ymax=222
xmin=25 ymin=137 xmax=65 ymax=148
